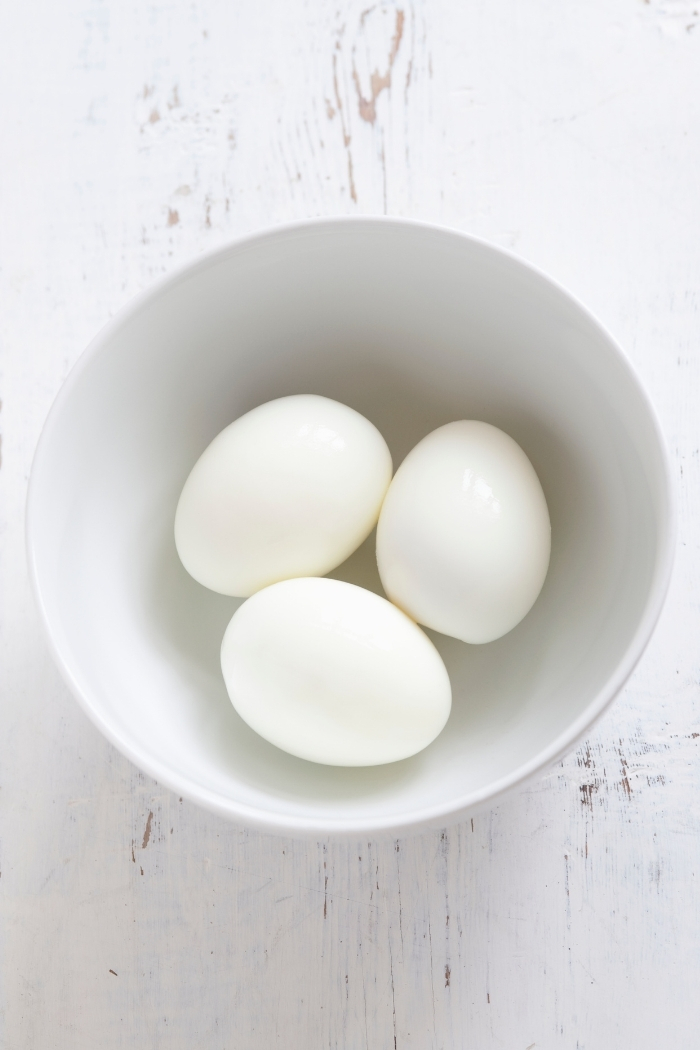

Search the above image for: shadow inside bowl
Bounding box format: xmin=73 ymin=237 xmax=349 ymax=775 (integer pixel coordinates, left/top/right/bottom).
xmin=33 ymin=220 xmax=668 ymax=829
xmin=134 ymin=416 xmax=590 ymax=812
xmin=139 ymin=510 xmax=431 ymax=804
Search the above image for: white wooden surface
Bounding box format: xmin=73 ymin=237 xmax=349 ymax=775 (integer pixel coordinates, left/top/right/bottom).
xmin=1 ymin=1 xmax=699 ymax=1046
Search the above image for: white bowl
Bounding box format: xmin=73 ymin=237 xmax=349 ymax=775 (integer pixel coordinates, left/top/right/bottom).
xmin=27 ymin=218 xmax=675 ymax=837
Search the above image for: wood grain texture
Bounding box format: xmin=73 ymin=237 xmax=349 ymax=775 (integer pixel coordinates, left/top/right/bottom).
xmin=1 ymin=1 xmax=699 ymax=1046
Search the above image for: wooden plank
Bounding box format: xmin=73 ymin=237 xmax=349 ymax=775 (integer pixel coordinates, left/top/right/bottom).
xmin=1 ymin=1 xmax=699 ymax=1046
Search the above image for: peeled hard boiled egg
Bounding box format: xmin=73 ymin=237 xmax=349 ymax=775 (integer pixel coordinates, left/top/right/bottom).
xmin=376 ymin=420 xmax=551 ymax=644
xmin=220 ymin=577 xmax=452 ymax=766
xmin=175 ymin=394 xmax=392 ymax=596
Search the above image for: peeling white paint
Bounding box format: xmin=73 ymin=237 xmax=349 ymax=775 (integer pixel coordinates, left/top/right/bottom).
xmin=1 ymin=1 xmax=699 ymax=1047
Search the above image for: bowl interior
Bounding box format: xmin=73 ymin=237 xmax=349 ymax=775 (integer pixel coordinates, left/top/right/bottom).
xmin=29 ymin=220 xmax=669 ymax=833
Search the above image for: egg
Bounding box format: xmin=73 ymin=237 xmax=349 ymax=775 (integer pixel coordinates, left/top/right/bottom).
xmin=220 ymin=577 xmax=452 ymax=766
xmin=175 ymin=394 xmax=392 ymax=596
xmin=376 ymin=421 xmax=551 ymax=644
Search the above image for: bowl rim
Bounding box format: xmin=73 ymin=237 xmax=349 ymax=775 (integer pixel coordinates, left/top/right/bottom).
xmin=26 ymin=215 xmax=677 ymax=837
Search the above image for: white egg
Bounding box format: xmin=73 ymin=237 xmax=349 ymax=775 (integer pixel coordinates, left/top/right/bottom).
xmin=376 ymin=421 xmax=551 ymax=644
xmin=220 ymin=577 xmax=452 ymax=766
xmin=175 ymin=394 xmax=392 ymax=596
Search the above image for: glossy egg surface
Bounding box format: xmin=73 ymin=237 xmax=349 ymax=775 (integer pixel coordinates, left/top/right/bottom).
xmin=220 ymin=577 xmax=452 ymax=766
xmin=175 ymin=394 xmax=392 ymax=596
xmin=376 ymin=420 xmax=551 ymax=644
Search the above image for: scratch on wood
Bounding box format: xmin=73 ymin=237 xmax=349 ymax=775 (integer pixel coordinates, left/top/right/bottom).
xmin=564 ymin=854 xmax=570 ymax=898
xmin=427 ymin=915 xmax=437 ymax=1031
xmin=141 ymin=811 xmax=153 ymax=849
xmin=352 ymin=9 xmax=405 ymax=124
xmin=579 ymin=742 xmax=593 ymax=768
xmin=394 ymin=844 xmax=404 ymax=955
xmin=389 ymin=945 xmax=398 ymax=1049
xmin=332 ymin=50 xmax=357 ymax=202
xmin=618 ymin=742 xmax=632 ymax=798
xmin=444 ymin=963 xmax=450 ymax=987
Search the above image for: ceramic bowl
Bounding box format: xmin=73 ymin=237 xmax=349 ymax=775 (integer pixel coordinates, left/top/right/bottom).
xmin=27 ymin=219 xmax=675 ymax=836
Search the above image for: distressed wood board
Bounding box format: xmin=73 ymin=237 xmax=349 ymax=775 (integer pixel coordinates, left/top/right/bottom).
xmin=1 ymin=1 xmax=699 ymax=1047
